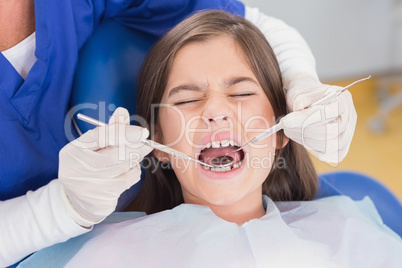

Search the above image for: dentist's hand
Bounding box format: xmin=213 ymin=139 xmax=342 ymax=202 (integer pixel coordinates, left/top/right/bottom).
xmin=59 ymin=108 xmax=152 ymax=227
xmin=282 ymin=75 xmax=357 ymax=163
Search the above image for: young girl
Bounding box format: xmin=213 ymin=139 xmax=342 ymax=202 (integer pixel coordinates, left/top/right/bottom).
xmin=20 ymin=10 xmax=401 ymax=267
xmin=127 ymin=9 xmax=321 ymax=220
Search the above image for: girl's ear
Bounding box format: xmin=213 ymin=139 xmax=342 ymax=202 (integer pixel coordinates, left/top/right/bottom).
xmin=154 ymin=150 xmax=170 ymax=162
xmin=276 ymin=131 xmax=289 ymax=149
xmin=153 ymin=128 xmax=170 ymax=162
xmin=281 ymin=135 xmax=289 ymax=149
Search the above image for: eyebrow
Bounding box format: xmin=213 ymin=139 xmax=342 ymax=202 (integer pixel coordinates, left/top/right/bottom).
xmin=168 ymin=83 xmax=204 ymax=97
xmin=223 ymin=76 xmax=259 ymax=88
xmin=167 ymin=76 xmax=258 ymax=97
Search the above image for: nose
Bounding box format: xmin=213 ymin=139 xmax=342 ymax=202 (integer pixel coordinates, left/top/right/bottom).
xmin=207 ymin=115 xmax=228 ymax=122
xmin=201 ymin=93 xmax=233 ymax=125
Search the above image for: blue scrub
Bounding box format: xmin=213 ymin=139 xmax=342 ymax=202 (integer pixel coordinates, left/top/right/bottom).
xmin=0 ymin=0 xmax=244 ymax=200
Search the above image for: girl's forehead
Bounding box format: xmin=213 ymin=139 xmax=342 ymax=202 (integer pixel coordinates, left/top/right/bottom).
xmin=174 ymin=35 xmax=245 ymax=62
xmin=165 ymin=36 xmax=256 ymax=90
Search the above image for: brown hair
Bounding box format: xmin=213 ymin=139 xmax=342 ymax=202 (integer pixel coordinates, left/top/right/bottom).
xmin=126 ymin=10 xmax=317 ymax=213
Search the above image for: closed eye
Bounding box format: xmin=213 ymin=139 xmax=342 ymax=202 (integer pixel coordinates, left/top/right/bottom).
xmin=174 ymin=99 xmax=201 ymax=106
xmin=228 ymin=93 xmax=256 ymax=98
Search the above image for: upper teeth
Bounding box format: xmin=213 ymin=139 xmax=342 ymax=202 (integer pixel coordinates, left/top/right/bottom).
xmin=203 ymin=140 xmax=240 ymax=150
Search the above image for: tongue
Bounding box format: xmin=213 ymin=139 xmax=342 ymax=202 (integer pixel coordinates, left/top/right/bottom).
xmin=200 ymin=146 xmax=242 ymax=165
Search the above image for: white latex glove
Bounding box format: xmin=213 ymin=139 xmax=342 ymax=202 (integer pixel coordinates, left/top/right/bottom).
xmin=282 ymin=75 xmax=357 ymax=163
xmin=59 ymin=108 xmax=152 ymax=227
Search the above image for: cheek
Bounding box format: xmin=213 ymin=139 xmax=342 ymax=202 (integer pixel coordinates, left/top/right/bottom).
xmin=241 ymin=99 xmax=279 ymax=172
xmin=158 ymin=107 xmax=186 ymax=145
xmin=158 ymin=108 xmax=199 ymax=171
xmin=242 ymin=101 xmax=277 ymax=147
xmin=249 ymin=148 xmax=277 ymax=172
xmin=242 ymin=98 xmax=275 ymax=128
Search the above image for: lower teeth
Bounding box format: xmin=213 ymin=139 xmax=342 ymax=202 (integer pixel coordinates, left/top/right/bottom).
xmin=201 ymin=160 xmax=243 ymax=172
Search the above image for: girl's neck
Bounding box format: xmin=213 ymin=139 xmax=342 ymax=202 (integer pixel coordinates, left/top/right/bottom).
xmin=186 ymin=192 xmax=266 ymax=226
xmin=214 ymin=205 xmax=265 ymax=226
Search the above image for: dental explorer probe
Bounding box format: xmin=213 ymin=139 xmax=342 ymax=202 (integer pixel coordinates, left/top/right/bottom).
xmin=76 ymin=113 xmax=215 ymax=168
xmin=211 ymin=75 xmax=372 ymax=167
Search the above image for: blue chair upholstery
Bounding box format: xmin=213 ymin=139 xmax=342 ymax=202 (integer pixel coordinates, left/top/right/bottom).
xmin=318 ymin=171 xmax=402 ymax=237
xmin=70 ymin=20 xmax=402 ymax=236
xmin=71 ymin=20 xmax=157 ymax=134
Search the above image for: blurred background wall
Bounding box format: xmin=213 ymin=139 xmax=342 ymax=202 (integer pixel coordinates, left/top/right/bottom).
xmin=243 ymin=0 xmax=402 ymax=199
xmin=243 ymin=0 xmax=402 ymax=80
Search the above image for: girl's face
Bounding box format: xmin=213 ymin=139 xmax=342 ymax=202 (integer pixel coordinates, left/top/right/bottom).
xmin=156 ymin=35 xmax=286 ymax=209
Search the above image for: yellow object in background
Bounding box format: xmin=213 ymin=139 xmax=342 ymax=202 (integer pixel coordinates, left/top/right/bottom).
xmin=312 ymin=76 xmax=402 ymax=201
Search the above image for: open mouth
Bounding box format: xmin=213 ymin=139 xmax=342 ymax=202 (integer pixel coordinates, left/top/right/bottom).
xmin=199 ymin=140 xmax=245 ymax=172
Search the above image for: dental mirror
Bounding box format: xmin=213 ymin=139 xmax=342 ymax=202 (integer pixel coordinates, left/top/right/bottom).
xmin=210 ymin=155 xmax=234 ymax=168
